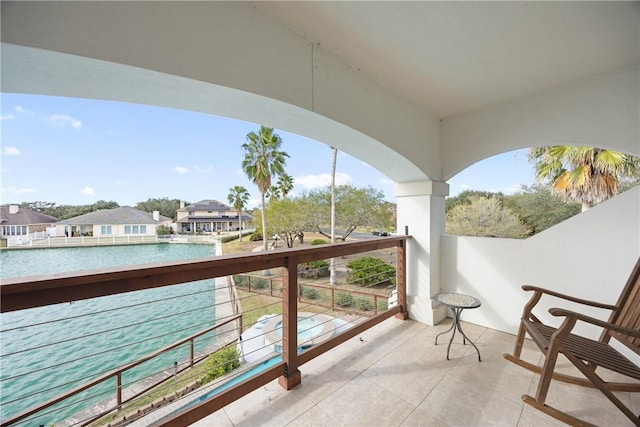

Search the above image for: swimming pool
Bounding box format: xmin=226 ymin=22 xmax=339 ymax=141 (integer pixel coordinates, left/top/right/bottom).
xmin=263 ymin=312 xmax=336 ymax=349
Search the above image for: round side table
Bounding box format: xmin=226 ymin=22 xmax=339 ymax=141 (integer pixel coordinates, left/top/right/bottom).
xmin=435 ymin=293 xmax=482 ymax=361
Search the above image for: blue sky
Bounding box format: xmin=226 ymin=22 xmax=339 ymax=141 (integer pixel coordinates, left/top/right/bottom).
xmin=1 ymin=93 xmax=534 ymax=208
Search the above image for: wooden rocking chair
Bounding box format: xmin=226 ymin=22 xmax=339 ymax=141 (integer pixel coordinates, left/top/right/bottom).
xmin=503 ymin=257 xmax=640 ymax=426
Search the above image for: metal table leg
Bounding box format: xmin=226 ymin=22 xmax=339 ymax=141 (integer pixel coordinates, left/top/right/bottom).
xmin=435 ymin=307 xmax=482 ymax=362
xmin=435 ymin=317 xmax=456 ymax=346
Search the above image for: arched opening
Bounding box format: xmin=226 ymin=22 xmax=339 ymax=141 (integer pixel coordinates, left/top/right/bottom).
xmin=1 ymin=93 xmax=396 ymax=209
xmin=444 ymin=147 xmax=639 ymax=238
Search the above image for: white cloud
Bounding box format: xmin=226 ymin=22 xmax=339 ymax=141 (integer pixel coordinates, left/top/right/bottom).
xmin=3 ymin=146 xmax=21 ymax=156
xmin=15 ymin=106 xmax=34 ymax=115
xmin=379 ymin=177 xmax=392 ymax=186
xmin=50 ymin=114 xmax=82 ymax=129
xmin=1 ymin=185 xmax=36 ymax=195
xmin=11 ymin=107 xmax=83 ymax=129
xmin=15 ymin=187 xmax=37 ymax=194
xmin=460 ymin=184 xmax=471 ymax=190
xmin=0 ymin=114 xmax=14 ymax=121
xmin=294 ymin=172 xmax=352 ymax=189
xmin=195 ymin=166 xmax=214 ymax=175
xmin=173 ymin=166 xmax=189 ymax=174
xmin=81 ymin=186 xmax=96 ymax=196
xmin=247 ymin=197 xmax=261 ymax=209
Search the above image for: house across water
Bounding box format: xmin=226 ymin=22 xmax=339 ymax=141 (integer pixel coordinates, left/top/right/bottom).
xmin=176 ymin=200 xmax=252 ymax=234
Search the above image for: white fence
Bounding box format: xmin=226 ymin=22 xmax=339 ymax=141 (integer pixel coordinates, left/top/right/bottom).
xmin=4 ymin=234 xmax=218 ymax=248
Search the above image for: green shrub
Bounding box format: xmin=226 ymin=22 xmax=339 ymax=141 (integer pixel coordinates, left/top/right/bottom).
xmin=221 ymin=234 xmax=240 ymax=243
xmin=301 ymin=286 xmax=319 ymax=300
xmin=346 ymin=257 xmax=396 ymax=287
xmin=156 ymin=225 xmax=172 ymax=235
xmin=201 ymin=347 xmax=241 ymax=384
xmin=311 ymin=239 xmax=327 ymax=245
xmin=355 ymin=297 xmax=373 ymax=311
xmin=336 ymin=292 xmax=354 ymax=307
xmin=233 ymin=275 xmax=247 ymax=286
xmin=377 ymin=299 xmax=389 ymax=312
xmin=298 ymin=260 xmax=330 ymax=279
xmin=249 ymin=233 xmax=263 ymax=241
xmin=251 ymin=278 xmax=268 ymax=289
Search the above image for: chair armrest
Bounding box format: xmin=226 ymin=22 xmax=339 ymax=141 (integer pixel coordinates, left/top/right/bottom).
xmin=549 ymin=307 xmax=640 ymax=339
xmin=522 ymin=285 xmax=618 ymax=310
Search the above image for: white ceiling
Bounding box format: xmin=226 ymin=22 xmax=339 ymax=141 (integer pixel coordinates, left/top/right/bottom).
xmin=256 ymin=1 xmax=639 ymax=119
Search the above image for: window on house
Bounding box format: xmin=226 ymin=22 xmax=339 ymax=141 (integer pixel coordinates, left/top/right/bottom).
xmin=124 ymin=225 xmax=145 ymax=234
xmin=3 ymin=226 xmax=28 ymax=236
xmin=101 ymin=226 xmax=112 ymax=235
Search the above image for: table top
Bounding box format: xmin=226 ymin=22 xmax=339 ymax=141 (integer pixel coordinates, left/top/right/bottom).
xmin=436 ymin=293 xmax=481 ymax=309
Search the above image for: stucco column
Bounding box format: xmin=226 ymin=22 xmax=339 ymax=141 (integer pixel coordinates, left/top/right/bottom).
xmin=394 ymin=180 xmax=448 ymax=325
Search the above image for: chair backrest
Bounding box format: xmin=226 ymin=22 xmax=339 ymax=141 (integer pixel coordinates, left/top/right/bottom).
xmin=606 ymin=256 xmax=640 ymax=355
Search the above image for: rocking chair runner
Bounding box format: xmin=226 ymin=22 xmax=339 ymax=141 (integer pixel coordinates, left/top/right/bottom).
xmin=503 ymin=257 xmax=640 ymax=426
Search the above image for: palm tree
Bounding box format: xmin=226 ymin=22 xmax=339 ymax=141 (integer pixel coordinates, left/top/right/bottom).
xmin=227 ymin=186 xmax=250 ymax=241
xmin=529 ymin=146 xmax=640 ymax=212
xmin=277 ymin=174 xmax=294 ymax=199
xmin=241 ymin=126 xmax=289 ymax=254
xmin=266 ymin=185 xmax=281 ymax=201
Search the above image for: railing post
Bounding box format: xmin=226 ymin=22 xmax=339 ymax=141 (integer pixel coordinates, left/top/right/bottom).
xmin=190 ymin=339 xmax=194 ymax=368
xmin=116 ymin=372 xmax=122 ymax=406
xmin=278 ymin=256 xmax=301 ymax=390
xmin=395 ymin=240 xmax=409 ymax=320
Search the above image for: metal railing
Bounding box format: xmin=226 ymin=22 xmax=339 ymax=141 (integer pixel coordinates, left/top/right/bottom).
xmin=0 ymin=236 xmax=409 ymax=426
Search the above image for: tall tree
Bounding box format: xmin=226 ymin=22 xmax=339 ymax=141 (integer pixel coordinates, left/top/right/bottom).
xmin=445 ymin=190 xmax=505 ymax=214
xmin=304 ymin=185 xmax=391 ymax=240
xmin=265 ymin=198 xmax=305 ymax=248
xmin=277 ymin=174 xmax=294 ymax=199
xmin=529 ymin=146 xmax=640 ymax=212
xmin=330 ymin=147 xmax=338 ymax=285
xmin=227 ymin=186 xmax=250 ymax=241
xmin=241 ymin=126 xmax=289 ymax=255
xmin=501 ymin=185 xmax=580 ymax=235
xmin=446 ymin=196 xmax=530 ymax=238
xmin=135 ymin=198 xmax=182 ymax=220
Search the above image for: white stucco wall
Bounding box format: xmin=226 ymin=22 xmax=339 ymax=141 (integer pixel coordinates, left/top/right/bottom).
xmin=440 ymin=185 xmax=640 ymax=341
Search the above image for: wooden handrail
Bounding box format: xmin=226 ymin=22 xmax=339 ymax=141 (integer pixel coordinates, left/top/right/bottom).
xmin=1 ymin=237 xmax=408 ymax=313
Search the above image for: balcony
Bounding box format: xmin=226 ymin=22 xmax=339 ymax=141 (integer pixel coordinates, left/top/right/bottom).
xmin=2 ymin=235 xmax=636 ymax=427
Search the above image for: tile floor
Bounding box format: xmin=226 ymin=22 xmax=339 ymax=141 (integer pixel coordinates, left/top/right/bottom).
xmin=181 ymin=317 xmax=637 ymax=426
